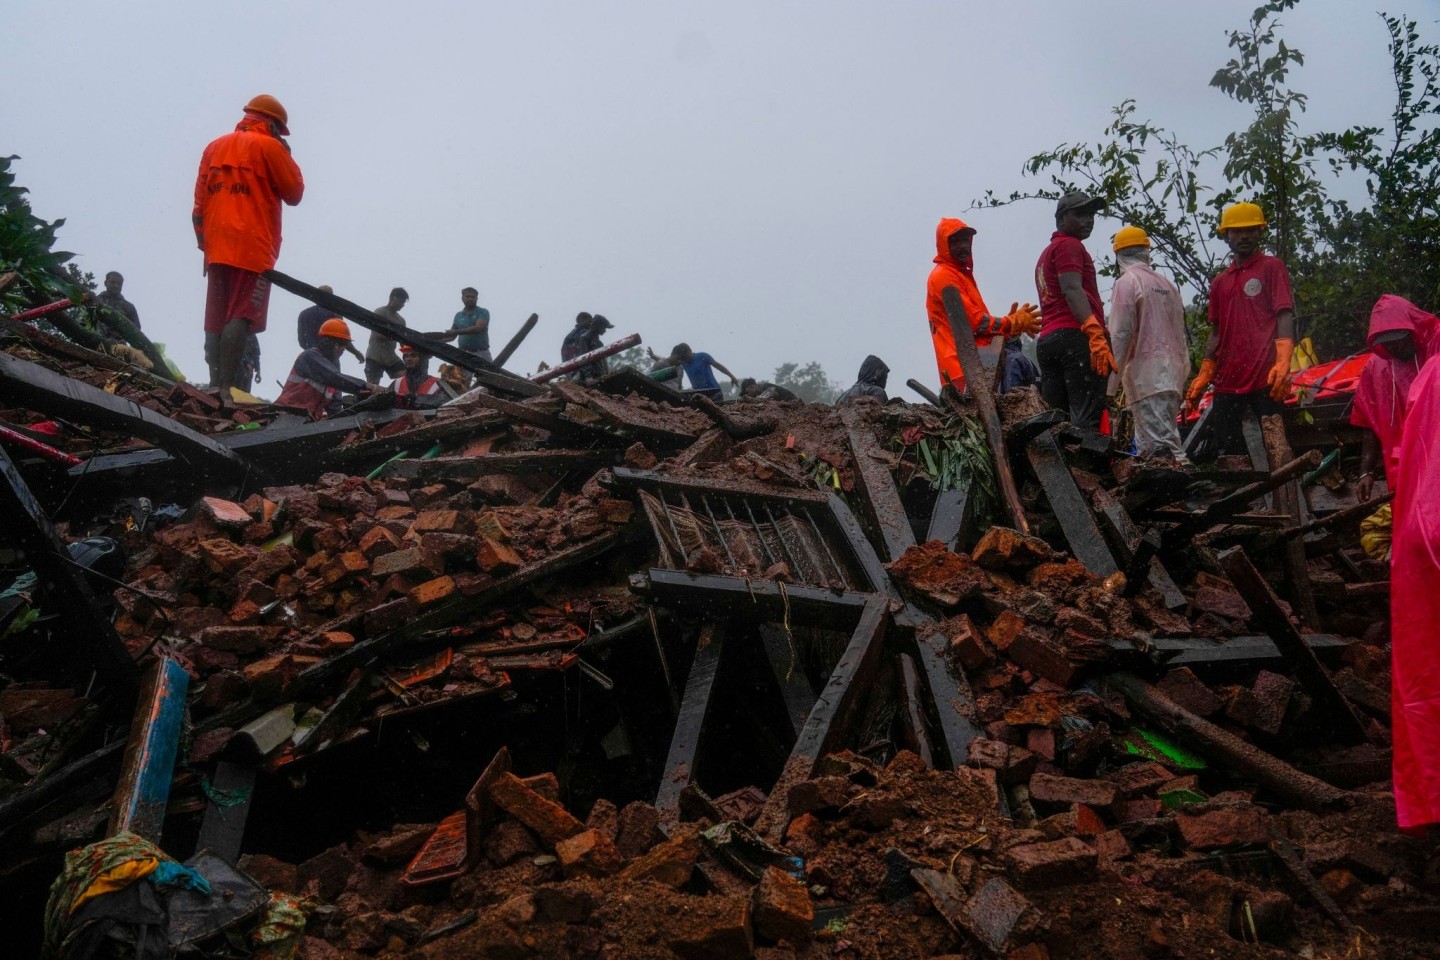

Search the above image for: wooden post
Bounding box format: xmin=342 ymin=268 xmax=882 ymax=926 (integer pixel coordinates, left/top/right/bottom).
xmin=1261 ymin=414 xmax=1320 ymax=628
xmin=941 ymin=287 xmax=1029 ymax=534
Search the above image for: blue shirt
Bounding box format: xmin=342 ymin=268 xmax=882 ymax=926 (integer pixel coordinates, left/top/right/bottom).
xmin=452 ymin=306 xmax=491 ymax=351
xmin=681 ymin=352 xmax=719 ymax=391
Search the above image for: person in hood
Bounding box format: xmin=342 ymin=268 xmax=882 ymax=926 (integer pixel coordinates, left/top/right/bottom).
xmin=1107 ymin=226 xmax=1189 ymax=461
xmin=1353 ymin=295 xmax=1436 ymax=501
xmin=393 ymin=343 xmax=458 ymax=409
xmin=194 ymin=94 xmax=304 ymax=405
xmin=1389 ymin=348 xmax=1440 ymax=833
xmin=1035 ymin=191 xmax=1113 ymax=431
xmin=836 ymin=355 xmax=889 ymax=403
xmin=926 ymin=218 xmax=1040 ymax=393
xmin=275 ymin=318 xmax=375 ymax=420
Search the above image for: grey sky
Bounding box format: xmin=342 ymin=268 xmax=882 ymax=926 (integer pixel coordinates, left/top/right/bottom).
xmin=6 ymin=0 xmax=1433 ymax=398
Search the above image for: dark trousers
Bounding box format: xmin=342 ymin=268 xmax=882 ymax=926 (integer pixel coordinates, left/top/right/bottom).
xmin=1037 ymin=328 xmax=1107 ymax=431
xmin=1202 ymin=390 xmax=1282 ymax=459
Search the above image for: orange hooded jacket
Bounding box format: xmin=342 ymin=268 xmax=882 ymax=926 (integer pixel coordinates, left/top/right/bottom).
xmin=925 ymin=217 xmax=994 ymax=391
xmin=193 ymin=114 xmax=304 ymax=274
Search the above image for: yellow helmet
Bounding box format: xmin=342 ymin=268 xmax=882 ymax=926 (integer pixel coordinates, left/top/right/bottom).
xmin=1112 ymin=225 xmax=1150 ymax=252
xmin=1219 ymin=202 xmax=1267 ymax=233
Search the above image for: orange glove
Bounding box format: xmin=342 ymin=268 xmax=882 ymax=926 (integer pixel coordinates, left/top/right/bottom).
xmin=1079 ymin=315 xmax=1116 ymax=376
xmin=1267 ymin=338 xmax=1295 ymax=401
xmin=1185 ymin=358 xmax=1217 ymax=413
xmin=1004 ymin=302 xmax=1042 ymax=337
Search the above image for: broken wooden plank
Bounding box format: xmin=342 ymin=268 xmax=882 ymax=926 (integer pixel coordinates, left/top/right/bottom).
xmin=1026 ymin=426 xmax=1120 ymax=577
xmin=387 ymin=449 xmax=618 ymax=482
xmin=1283 ymin=492 xmax=1394 ymax=541
xmin=1240 ymin=409 xmax=1275 ymax=511
xmin=841 ymin=406 xmax=917 ymax=562
xmin=1102 ymin=633 xmax=1348 ymax=672
xmin=1103 ymin=672 xmax=1352 ymax=811
xmin=1166 ymin=450 xmax=1322 ymax=539
xmin=926 ymin=489 xmax=970 ymax=552
xmin=492 ymin=314 xmax=539 ymax=369
xmin=941 ymin=286 xmax=1028 ymax=533
xmin=656 ymin=625 xmax=726 ymax=830
xmin=1217 ymin=546 xmax=1368 ymax=744
xmin=0 ymin=351 xmax=256 ymax=483
xmin=108 ymin=657 xmax=189 ymax=841
xmin=1261 ymin=414 xmax=1319 ymax=629
xmin=756 ymin=596 xmax=891 ymax=843
xmin=897 ymin=653 xmax=935 ymax=768
xmin=630 ymin=569 xmax=876 ymax=631
xmin=909 ymin=622 xmax=984 ymax=769
xmin=1094 ymin=488 xmax=1185 ymax=608
xmin=0 ymin=445 xmax=139 ymax=707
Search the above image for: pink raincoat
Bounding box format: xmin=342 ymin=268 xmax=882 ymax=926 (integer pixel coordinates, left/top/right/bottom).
xmin=1351 ymin=295 xmax=1436 ymax=480
xmin=1390 ymin=348 xmax=1440 ymax=830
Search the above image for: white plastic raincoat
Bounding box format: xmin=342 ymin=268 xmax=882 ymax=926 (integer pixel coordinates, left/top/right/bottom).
xmin=1107 ymin=250 xmax=1188 ymax=402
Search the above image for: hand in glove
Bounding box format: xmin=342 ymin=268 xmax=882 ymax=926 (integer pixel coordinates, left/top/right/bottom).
xmin=1184 ymin=358 xmax=1217 ymax=413
xmin=1080 ymin=315 xmax=1116 ymax=376
xmin=1266 ymin=338 xmax=1295 ymax=402
xmin=1004 ymin=302 xmax=1042 ymax=337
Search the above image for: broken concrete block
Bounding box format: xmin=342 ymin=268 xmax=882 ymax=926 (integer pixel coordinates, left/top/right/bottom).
xmin=487 ymin=772 xmax=585 ymax=846
xmin=1002 ymin=837 xmax=1098 ymax=889
xmin=753 ymin=866 xmax=813 ymax=944
xmin=555 ymin=828 xmax=623 ymax=877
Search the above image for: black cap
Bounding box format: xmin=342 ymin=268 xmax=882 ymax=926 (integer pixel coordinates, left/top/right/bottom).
xmin=590 ymin=315 xmax=613 ymax=332
xmin=1055 ymin=190 xmax=1105 ymax=217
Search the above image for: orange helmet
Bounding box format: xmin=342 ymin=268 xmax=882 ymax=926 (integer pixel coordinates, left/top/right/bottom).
xmin=244 ymin=94 xmax=289 ymax=135
xmin=318 ymin=318 xmax=351 ymax=341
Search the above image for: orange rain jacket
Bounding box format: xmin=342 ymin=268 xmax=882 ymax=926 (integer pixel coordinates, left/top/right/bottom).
xmin=193 ymin=115 xmax=304 ymax=274
xmin=925 ymin=217 xmax=996 ymax=392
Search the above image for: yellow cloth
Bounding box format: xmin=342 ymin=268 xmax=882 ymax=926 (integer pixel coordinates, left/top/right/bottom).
xmin=1360 ymin=503 xmax=1393 ymax=563
xmin=69 ymin=857 xmax=160 ymax=915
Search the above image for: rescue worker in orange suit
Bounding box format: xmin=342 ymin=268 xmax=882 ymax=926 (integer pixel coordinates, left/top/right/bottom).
xmin=193 ymin=94 xmax=304 ymax=405
xmin=926 ymin=218 xmax=1041 ymax=393
xmin=275 ymin=318 xmax=375 ymax=420
xmin=1353 ymin=295 xmax=1436 ymax=501
xmin=392 ymin=343 xmax=458 ymax=409
xmin=1184 ymin=202 xmax=1295 ymax=457
xmin=1034 ymin=191 xmax=1114 ymax=431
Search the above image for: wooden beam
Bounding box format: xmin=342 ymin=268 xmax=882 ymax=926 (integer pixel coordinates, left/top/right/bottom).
xmin=941 ymin=286 xmax=1028 ymax=533
xmin=1094 ymin=489 xmax=1185 ymax=609
xmin=759 ymin=624 xmax=817 ymax=740
xmin=841 ymin=406 xmax=917 ymax=562
xmin=926 ymin=489 xmax=970 ymax=552
xmin=387 ymin=449 xmax=618 ymax=482
xmin=1217 ymin=546 xmax=1368 ymax=744
xmin=195 ymin=760 xmax=258 ymax=863
xmin=897 ymin=653 xmax=935 ymax=768
xmin=1026 ymin=426 xmax=1120 ymax=576
xmin=655 ymin=625 xmax=726 ymax=830
xmin=109 ymin=657 xmax=189 ymax=840
xmin=1261 ymin=415 xmax=1319 ymax=628
xmin=630 ymin=569 xmax=876 ymax=631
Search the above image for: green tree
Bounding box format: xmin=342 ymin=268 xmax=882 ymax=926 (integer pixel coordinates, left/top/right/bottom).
xmin=0 ymin=154 xmax=86 ymax=315
xmin=772 ymin=361 xmax=838 ymax=403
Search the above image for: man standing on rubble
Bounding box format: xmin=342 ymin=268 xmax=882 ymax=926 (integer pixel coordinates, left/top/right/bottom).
xmin=94 ymin=272 xmax=141 ymax=335
xmin=1035 ymin=191 xmax=1114 ymax=430
xmin=365 ymin=287 xmax=409 ymax=384
xmin=1107 ymin=226 xmax=1189 ymax=461
xmin=276 ymin=318 xmax=376 ymax=419
xmin=1184 ymin=202 xmax=1295 ymax=456
xmin=193 ymin=94 xmax=304 ymax=405
xmin=448 ymin=286 xmax=491 ymax=363
xmin=1353 ymin=295 xmax=1436 ymax=501
xmin=926 ymin=218 xmax=1041 ymax=393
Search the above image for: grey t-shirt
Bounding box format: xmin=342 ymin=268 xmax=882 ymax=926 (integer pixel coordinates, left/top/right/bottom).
xmin=367 ymin=304 xmax=407 ymax=365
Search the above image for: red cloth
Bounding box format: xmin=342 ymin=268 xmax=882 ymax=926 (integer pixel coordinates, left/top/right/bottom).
xmin=1206 ymin=252 xmax=1294 ymax=394
xmin=193 ymin=116 xmax=304 ymax=274
xmin=1034 ymin=232 xmax=1102 ymax=337
xmin=925 ymin=218 xmax=996 ymax=391
xmin=1391 ymin=351 xmax=1440 ymax=830
xmin=203 ymin=265 xmax=272 ymax=335
xmin=1350 ymin=295 xmax=1436 ymax=479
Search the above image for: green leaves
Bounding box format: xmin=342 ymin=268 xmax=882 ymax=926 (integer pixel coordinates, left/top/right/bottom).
xmin=0 ymin=155 xmax=88 ymax=315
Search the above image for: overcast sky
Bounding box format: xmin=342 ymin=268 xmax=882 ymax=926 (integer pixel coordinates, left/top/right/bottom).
xmin=6 ymin=0 xmax=1434 ymax=399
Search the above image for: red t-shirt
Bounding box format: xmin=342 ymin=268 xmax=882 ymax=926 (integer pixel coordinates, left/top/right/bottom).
xmin=1035 ymin=232 xmax=1104 ymax=337
xmin=1206 ymin=253 xmax=1294 ymax=394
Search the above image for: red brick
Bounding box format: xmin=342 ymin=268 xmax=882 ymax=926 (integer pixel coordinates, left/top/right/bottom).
xmin=967 ymin=738 xmax=1038 ymax=785
xmin=487 ymin=772 xmax=585 ymax=846
xmin=1107 ymin=761 xmax=1175 ymax=798
xmin=475 ymin=538 xmax=523 ymax=575
xmin=363 ymin=597 xmax=413 ymax=635
xmin=1008 ymin=946 xmax=1050 ymax=960
xmin=987 ymin=610 xmax=1025 ymax=652
xmin=1175 ymin=804 xmax=1269 ymax=850
xmin=375 ymin=505 xmax=415 ymax=522
xmin=615 ymin=801 xmax=661 ymax=858
xmin=1155 ymin=667 xmax=1221 ymax=717
xmin=359 ymin=525 xmax=402 ymax=560
xmin=586 ymin=798 xmax=619 ymax=839
xmin=1002 ymin=837 xmax=1098 ymax=889
xmin=407 ymin=576 xmax=455 ymax=608
xmin=198 ymin=538 xmax=253 ymax=575
xmin=599 ymin=499 xmax=635 ymax=524
xmin=618 ymin=825 xmax=700 ymax=888
xmin=484 ymin=820 xmax=539 ymax=866
xmin=668 ymin=894 xmax=752 ymax=960
xmin=972 ymin=527 xmax=1053 ymax=571
xmin=1113 ymin=798 xmax=1162 ymax=823
xmin=1225 ymin=670 xmax=1297 ymax=736
xmin=370 ymin=547 xmax=427 ymax=578
xmin=197 ymin=625 xmax=282 ymax=654
xmin=555 ymin=828 xmax=624 ymax=877
xmin=200 ymin=496 xmax=252 ymax=526
xmin=1092 ymin=829 xmax=1132 ymax=863
xmin=753 ymin=866 xmax=813 ymax=944
xmin=242 ymin=654 xmax=317 ymax=700
xmin=410 ymin=509 xmax=463 ymax=535
xmin=1006 ymin=631 xmax=1078 ymax=686
xmin=227 ymin=599 xmax=262 ymax=625
xmin=948 ymin=613 xmax=993 ymax=670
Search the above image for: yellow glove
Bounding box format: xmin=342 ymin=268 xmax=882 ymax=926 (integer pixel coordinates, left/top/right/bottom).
xmin=1267 ymin=338 xmax=1295 ymax=401
xmin=1184 ymin=358 xmax=1217 ymax=413
xmin=1004 ymin=302 xmax=1042 ymax=338
xmin=1079 ymin=315 xmax=1116 ymax=376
